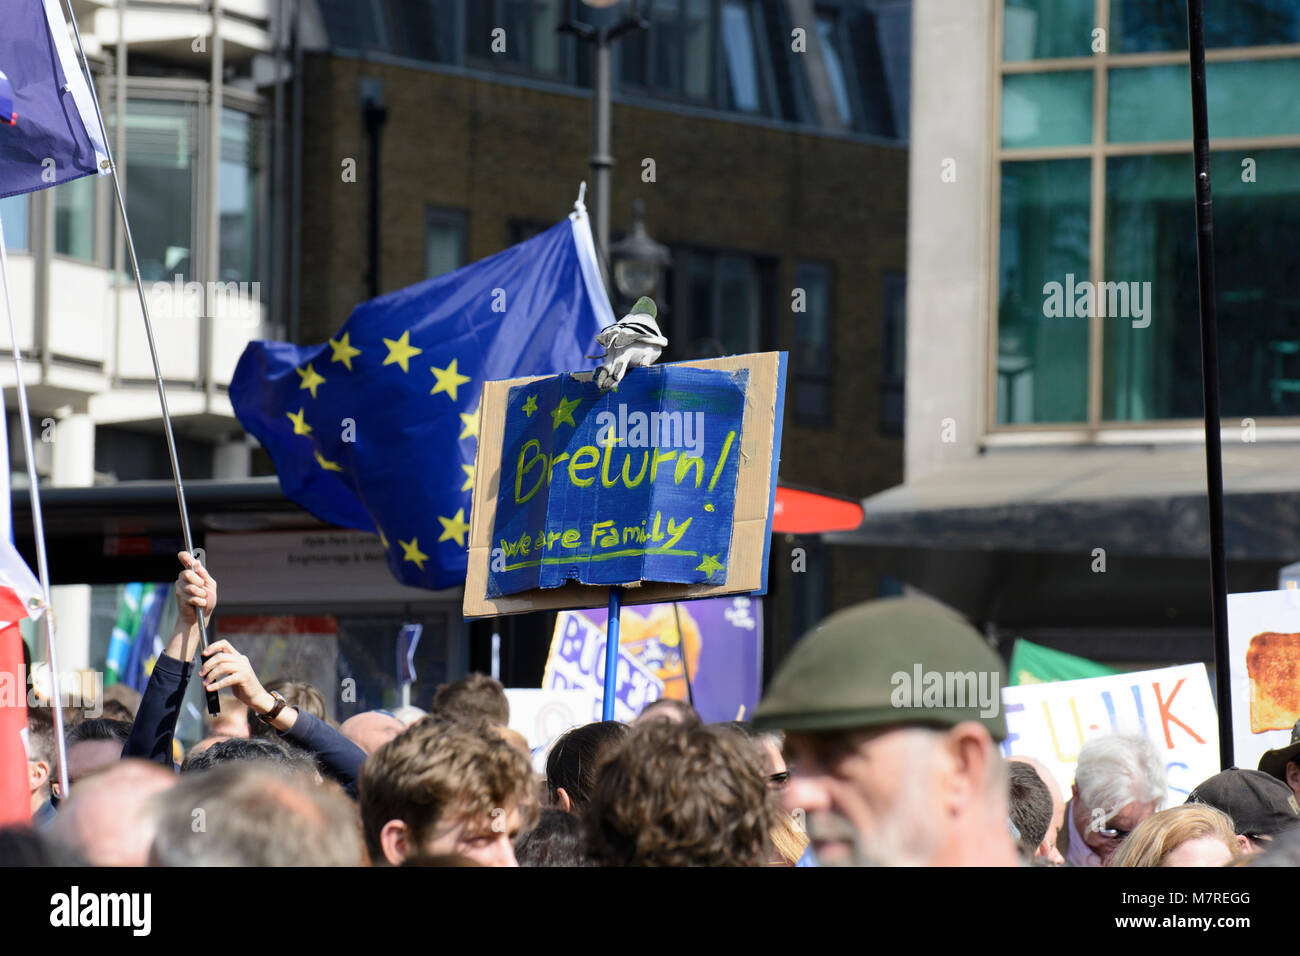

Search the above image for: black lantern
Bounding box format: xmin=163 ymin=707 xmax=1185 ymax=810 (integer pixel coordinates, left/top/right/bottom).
xmin=609 ymin=199 xmax=671 ymax=305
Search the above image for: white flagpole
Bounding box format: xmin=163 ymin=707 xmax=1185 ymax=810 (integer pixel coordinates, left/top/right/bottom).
xmin=0 ymin=212 xmax=67 ymax=798
xmin=58 ymin=0 xmax=220 ymax=714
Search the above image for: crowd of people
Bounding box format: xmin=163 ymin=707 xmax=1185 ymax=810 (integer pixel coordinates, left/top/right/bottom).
xmin=7 ymin=551 xmax=1300 ymax=867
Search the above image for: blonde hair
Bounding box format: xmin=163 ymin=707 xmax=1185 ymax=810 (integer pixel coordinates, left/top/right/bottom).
xmin=1107 ymin=804 xmax=1236 ymax=868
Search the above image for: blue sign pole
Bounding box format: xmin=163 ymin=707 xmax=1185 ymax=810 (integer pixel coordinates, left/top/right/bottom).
xmin=602 ymin=587 xmax=621 ymax=720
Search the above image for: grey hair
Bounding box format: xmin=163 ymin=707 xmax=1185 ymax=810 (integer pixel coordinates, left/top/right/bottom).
xmin=1074 ymin=734 xmax=1166 ymax=818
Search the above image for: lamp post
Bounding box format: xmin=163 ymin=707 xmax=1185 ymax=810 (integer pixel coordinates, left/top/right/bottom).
xmin=609 ymin=197 xmax=671 ymax=311
xmin=560 ymin=0 xmax=647 ymax=279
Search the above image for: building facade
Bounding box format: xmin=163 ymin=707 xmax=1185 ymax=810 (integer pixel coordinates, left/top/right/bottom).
xmin=856 ymin=0 xmax=1300 ymax=669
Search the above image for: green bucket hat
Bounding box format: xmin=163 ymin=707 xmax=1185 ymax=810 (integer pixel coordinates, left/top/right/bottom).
xmin=753 ymin=597 xmax=1007 ymax=740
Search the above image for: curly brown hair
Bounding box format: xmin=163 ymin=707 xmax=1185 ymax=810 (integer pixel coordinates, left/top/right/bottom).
xmin=359 ymin=717 xmax=534 ymax=863
xmin=584 ymin=721 xmax=779 ymax=867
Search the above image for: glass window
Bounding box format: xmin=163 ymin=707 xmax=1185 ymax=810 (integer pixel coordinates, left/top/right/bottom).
xmin=109 ymin=99 xmax=197 ymax=284
xmin=1001 ymin=71 xmax=1093 ymax=148
xmin=384 ymin=0 xmax=460 ymax=64
xmin=1003 ymin=0 xmax=1096 ymax=61
xmin=817 ymin=13 xmax=855 ymax=127
xmin=0 ymin=195 xmax=29 ymax=253
xmin=1103 ymin=149 xmax=1300 ymax=421
xmin=651 ymin=0 xmax=685 ymax=93
xmin=793 ymin=261 xmax=832 ymax=422
xmin=722 ymin=1 xmax=763 ymax=114
xmin=677 ymin=249 xmax=762 ymax=358
xmin=684 ymin=0 xmax=712 ymax=100
xmin=425 ymin=207 xmax=467 ymax=278
xmin=219 ymin=109 xmax=259 ymax=284
xmin=317 ymin=0 xmax=388 ymax=52
xmin=881 ymin=271 xmax=906 ymax=435
xmin=1112 ymin=0 xmax=1300 ymax=54
xmin=997 ymin=159 xmax=1091 ymax=425
xmin=54 ymin=176 xmax=96 ymax=261
xmin=1108 ymin=60 xmax=1300 ymax=143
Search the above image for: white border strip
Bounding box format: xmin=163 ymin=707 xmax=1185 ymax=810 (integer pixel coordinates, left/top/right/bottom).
xmin=42 ymin=0 xmax=110 ymax=173
xmin=569 ymin=202 xmax=616 ymax=328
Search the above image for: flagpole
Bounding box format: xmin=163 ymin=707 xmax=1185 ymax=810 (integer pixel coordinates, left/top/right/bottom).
xmin=603 ymin=588 xmax=621 ymax=721
xmin=60 ymin=0 xmax=220 ymax=714
xmin=1185 ymin=0 xmax=1233 ymax=767
xmin=0 ymin=213 xmax=69 ymax=798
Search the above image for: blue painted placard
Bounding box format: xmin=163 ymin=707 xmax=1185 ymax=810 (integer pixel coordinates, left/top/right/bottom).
xmin=488 ymin=364 xmax=748 ymax=596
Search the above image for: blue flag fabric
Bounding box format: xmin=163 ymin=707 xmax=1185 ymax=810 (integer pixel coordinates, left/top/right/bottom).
xmin=230 ymin=208 xmax=614 ymax=590
xmin=0 ymin=0 xmax=109 ymax=199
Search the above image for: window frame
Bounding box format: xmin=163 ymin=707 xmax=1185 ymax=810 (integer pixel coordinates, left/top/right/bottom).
xmin=989 ymin=0 xmax=1300 ymax=435
xmin=790 ymin=259 xmax=835 ymax=427
xmin=424 ymin=205 xmax=470 ymax=279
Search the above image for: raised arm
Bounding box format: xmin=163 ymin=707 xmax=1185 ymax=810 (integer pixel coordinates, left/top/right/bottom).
xmin=201 ymin=640 xmax=366 ymax=797
xmin=122 ymin=551 xmax=217 ymax=767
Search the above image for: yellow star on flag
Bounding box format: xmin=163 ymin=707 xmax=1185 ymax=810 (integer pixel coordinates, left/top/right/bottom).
xmin=522 ymin=395 xmax=538 ymax=418
xmin=314 ymin=450 xmax=343 ymax=472
xmin=329 ymin=333 xmax=362 ymax=370
xmin=696 ymin=554 xmax=725 ymax=577
xmin=296 ymin=363 xmax=326 ymax=399
xmin=382 ymin=330 xmax=423 ymax=373
xmin=461 ymin=463 xmax=475 ymax=492
xmin=399 ymin=537 xmax=428 ymax=570
xmin=430 ymin=358 xmax=472 ymax=402
xmin=286 ymin=408 xmax=312 ymax=436
xmin=551 ymin=395 xmax=581 ymax=430
xmin=438 ymin=508 xmax=471 ymax=547
xmin=459 ymin=406 xmax=480 ymax=441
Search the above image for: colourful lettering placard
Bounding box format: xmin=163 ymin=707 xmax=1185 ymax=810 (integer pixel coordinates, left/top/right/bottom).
xmin=1000 ymin=664 xmax=1219 ymax=808
xmin=463 ymin=353 xmax=787 ymax=618
xmin=488 ymin=365 xmax=746 ymax=596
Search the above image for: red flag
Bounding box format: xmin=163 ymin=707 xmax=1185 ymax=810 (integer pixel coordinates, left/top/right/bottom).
xmin=0 ymin=623 xmax=28 ymax=826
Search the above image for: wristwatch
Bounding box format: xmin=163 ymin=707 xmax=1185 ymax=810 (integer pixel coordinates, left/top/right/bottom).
xmin=257 ymin=690 xmax=289 ymax=725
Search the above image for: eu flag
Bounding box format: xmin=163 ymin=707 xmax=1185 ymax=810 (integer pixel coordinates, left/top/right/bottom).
xmin=229 ymin=207 xmax=614 ymax=589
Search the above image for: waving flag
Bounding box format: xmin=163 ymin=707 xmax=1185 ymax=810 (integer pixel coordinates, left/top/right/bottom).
xmin=231 ymin=206 xmax=613 ymax=589
xmin=0 ymin=0 xmax=110 ymax=198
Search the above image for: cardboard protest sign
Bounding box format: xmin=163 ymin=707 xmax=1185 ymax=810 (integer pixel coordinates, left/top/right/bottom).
xmin=543 ymin=596 xmax=763 ymax=724
xmin=464 ymin=353 xmax=786 ymax=618
xmin=1227 ymin=588 xmax=1300 ymax=773
xmin=1000 ymin=664 xmax=1219 ymax=808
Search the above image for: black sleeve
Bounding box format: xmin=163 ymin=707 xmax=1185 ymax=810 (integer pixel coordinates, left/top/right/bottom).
xmin=279 ymin=711 xmax=366 ymax=798
xmin=122 ymin=652 xmax=190 ymax=770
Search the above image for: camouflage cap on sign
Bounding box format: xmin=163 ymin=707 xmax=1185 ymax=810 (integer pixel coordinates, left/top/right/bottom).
xmin=752 ymin=597 xmax=1007 ymax=740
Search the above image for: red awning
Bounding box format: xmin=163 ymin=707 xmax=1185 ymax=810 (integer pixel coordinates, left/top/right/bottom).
xmin=772 ymin=485 xmax=864 ymax=535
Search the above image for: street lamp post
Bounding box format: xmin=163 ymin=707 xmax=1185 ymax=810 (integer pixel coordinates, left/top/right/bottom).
xmin=609 ymin=197 xmax=671 ymax=310
xmin=560 ymin=0 xmax=647 ymax=277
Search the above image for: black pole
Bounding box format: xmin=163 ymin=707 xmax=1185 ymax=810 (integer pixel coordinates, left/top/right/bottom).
xmin=363 ymin=98 xmax=387 ymax=299
xmin=1185 ymin=0 xmax=1233 ymax=768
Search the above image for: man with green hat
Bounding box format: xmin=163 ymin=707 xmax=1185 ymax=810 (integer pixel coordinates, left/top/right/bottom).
xmin=753 ymin=597 xmax=1018 ymax=867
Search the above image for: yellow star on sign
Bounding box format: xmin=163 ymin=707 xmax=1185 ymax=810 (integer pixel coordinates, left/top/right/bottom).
xmin=696 ymin=554 xmax=725 ymax=577
xmin=314 ymin=450 xmax=343 ymax=472
xmin=459 ymin=406 xmax=480 ymax=441
xmin=399 ymin=537 xmax=428 ymax=570
xmin=286 ymin=408 xmax=312 ymax=436
xmin=430 ymin=358 xmax=472 ymax=402
xmin=551 ymin=395 xmax=581 ymax=430
xmin=329 ymin=333 xmax=362 ymax=370
xmin=382 ymin=330 xmax=423 ymax=373
xmin=522 ymin=394 xmax=538 ymax=418
xmin=461 ymin=463 xmax=475 ymax=492
xmin=296 ymin=363 xmax=326 ymax=399
xmin=438 ymin=508 xmax=471 ymax=547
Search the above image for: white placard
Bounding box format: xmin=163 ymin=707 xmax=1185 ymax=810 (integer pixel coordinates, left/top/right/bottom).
xmin=505 ymin=688 xmax=598 ymax=773
xmin=1001 ymin=664 xmax=1219 ymax=808
xmin=1228 ymin=588 xmax=1300 ymax=774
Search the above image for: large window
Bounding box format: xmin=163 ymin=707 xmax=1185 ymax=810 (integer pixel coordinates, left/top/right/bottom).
xmin=792 ymin=261 xmax=833 ymax=423
xmin=219 ymin=109 xmax=260 ymax=284
xmin=994 ymin=0 xmax=1300 ymax=426
xmin=425 ymin=207 xmax=468 ymax=278
xmin=54 ymin=176 xmax=97 ymax=262
xmin=0 ymin=195 xmax=28 ymax=253
xmin=468 ymin=0 xmax=565 ymax=77
xmin=672 ymin=248 xmax=766 ymax=359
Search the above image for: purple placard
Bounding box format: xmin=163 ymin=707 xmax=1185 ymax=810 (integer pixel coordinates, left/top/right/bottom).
xmin=543 ymin=596 xmax=762 ymax=724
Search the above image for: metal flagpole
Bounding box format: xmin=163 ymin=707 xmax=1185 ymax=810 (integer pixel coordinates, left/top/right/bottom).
xmin=0 ymin=214 xmax=69 ymax=798
xmin=1185 ymin=0 xmax=1233 ymax=767
xmin=602 ymin=588 xmax=621 ymax=721
xmin=60 ymin=0 xmax=220 ymax=714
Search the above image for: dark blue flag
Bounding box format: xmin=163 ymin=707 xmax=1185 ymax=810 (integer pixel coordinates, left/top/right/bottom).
xmin=0 ymin=0 xmax=109 ymax=198
xmin=230 ymin=206 xmax=614 ymax=589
